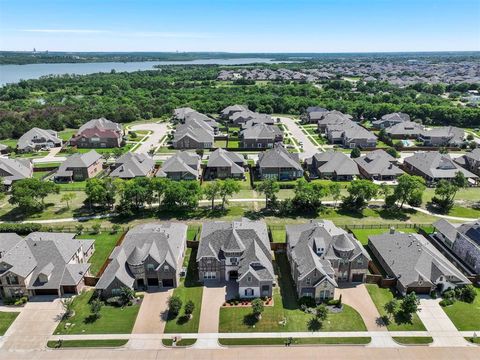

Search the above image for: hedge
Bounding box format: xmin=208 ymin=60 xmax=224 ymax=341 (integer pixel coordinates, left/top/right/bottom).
xmin=0 ymin=223 xmax=42 ymax=234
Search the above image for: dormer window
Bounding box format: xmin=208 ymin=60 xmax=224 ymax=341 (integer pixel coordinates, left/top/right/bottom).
xmin=164 ymin=265 xmax=169 ymax=271
xmin=6 ymin=274 xmax=19 ymax=285
xmin=147 ymin=263 xmax=155 ymax=270
xmin=247 ymin=276 xmax=252 ymax=282
xmin=316 ymin=247 xmax=324 ymax=255
xmin=306 ymin=278 xmax=311 ymax=285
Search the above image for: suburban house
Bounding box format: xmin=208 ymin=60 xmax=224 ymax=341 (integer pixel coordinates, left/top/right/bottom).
xmin=184 ymin=112 xmax=219 ymax=134
xmin=354 ymin=149 xmax=404 ymax=181
xmin=368 ymin=229 xmax=471 ymax=295
xmin=230 ymin=110 xmax=264 ymax=126
xmin=0 ymin=158 xmax=33 ymax=187
xmin=241 ymin=115 xmax=275 ymax=129
xmin=173 ymin=117 xmax=214 ymax=149
xmin=302 ymin=106 xmax=328 ymax=124
xmin=419 ymin=126 xmax=465 ymax=147
xmin=385 ymin=121 xmax=425 ymax=139
xmin=156 ymin=151 xmax=200 ymax=180
xmin=17 ymin=128 xmax=62 ymax=152
xmin=109 ymin=153 xmax=156 ymax=179
xmin=221 ymin=105 xmax=248 ymax=119
xmin=317 ymin=111 xmax=353 ymax=133
xmin=70 ymin=118 xmax=124 ymax=148
xmin=372 ymin=112 xmax=410 ymax=129
xmin=96 ymin=222 xmax=187 ymax=297
xmin=205 ymin=148 xmax=245 ymax=179
xmin=433 ymin=219 xmax=480 ymax=274
xmin=403 ymin=152 xmax=477 ymax=185
xmin=173 ymin=107 xmax=196 ymax=122
xmin=325 ymin=120 xmax=377 ymax=148
xmin=196 ymin=218 xmax=274 ymax=299
xmin=0 ymin=232 xmax=94 ymax=298
xmin=257 ymin=144 xmax=303 ymax=180
xmin=286 ymin=220 xmax=370 ymax=302
xmin=239 ymin=123 xmax=283 ymax=149
xmin=54 ymin=150 xmax=103 ymax=182
xmin=454 ymin=148 xmax=480 ymax=176
xmin=306 ymin=151 xmax=359 ymax=180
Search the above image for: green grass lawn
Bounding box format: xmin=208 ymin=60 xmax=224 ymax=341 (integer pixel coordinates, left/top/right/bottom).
xmin=76 ymin=232 xmax=122 ymax=276
xmin=0 ymin=139 xmax=17 ymax=148
xmin=54 ymin=290 xmax=141 ymax=335
xmin=57 ymin=181 xmax=88 ymax=191
xmin=47 ymin=339 xmax=128 ymax=348
xmin=164 ymin=248 xmax=203 ymax=333
xmin=33 ymin=162 xmax=62 ymax=169
xmin=351 ymin=227 xmax=418 ymax=246
xmin=465 ymin=337 xmax=480 ymax=344
xmin=442 ymin=287 xmax=480 ymax=331
xmin=392 ymin=337 xmax=433 ymax=345
xmin=58 ymin=129 xmax=77 ymax=142
xmin=187 ymin=224 xmax=201 ymax=241
xmin=219 ymin=253 xmax=366 ymax=333
xmin=33 ymin=171 xmax=50 ymax=179
xmin=214 ymin=140 xmax=227 ymax=148
xmin=0 ymin=311 xmax=19 ymax=335
xmin=365 ymin=284 xmax=426 ymax=331
xmin=447 ymin=206 xmax=480 ymax=219
xmin=218 ymin=337 xmax=371 ymax=346
xmin=162 ymin=338 xmax=197 ymax=346
xmin=74 ymin=144 xmax=133 ymax=155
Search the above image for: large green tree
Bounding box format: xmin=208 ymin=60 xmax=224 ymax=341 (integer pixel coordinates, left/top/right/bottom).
xmin=9 ymin=178 xmax=59 ymax=214
xmin=257 ymin=179 xmax=280 ymax=209
xmin=342 ymin=179 xmax=378 ymax=211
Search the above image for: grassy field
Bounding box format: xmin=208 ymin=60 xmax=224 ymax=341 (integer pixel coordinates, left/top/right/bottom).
xmin=392 ymin=337 xmax=433 ymax=345
xmin=0 ymin=312 xmax=19 ymax=336
xmin=164 ymin=248 xmax=203 ymax=333
xmin=219 ymin=252 xmax=366 ymax=333
xmin=442 ymin=287 xmax=480 ymax=331
xmin=58 ymin=129 xmax=77 ymax=142
xmin=54 ymin=290 xmax=141 ymax=335
xmin=47 ymin=339 xmax=128 ymax=348
xmin=76 ymin=232 xmax=122 ymax=276
xmin=351 ymin=227 xmax=418 ymax=245
xmin=365 ymin=284 xmax=426 ymax=331
xmin=218 ymin=337 xmax=371 ymax=346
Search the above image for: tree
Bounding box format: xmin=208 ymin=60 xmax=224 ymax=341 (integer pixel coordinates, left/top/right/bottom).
xmin=342 ymin=180 xmax=378 ymax=211
xmin=385 ymin=147 xmax=399 ymax=159
xmin=150 ymin=177 xmax=169 ymax=205
xmin=329 ymin=182 xmax=341 ymax=208
xmin=9 ymin=178 xmax=59 ymax=214
xmin=257 ymin=179 xmax=280 ymax=209
xmin=184 ymin=300 xmax=195 ymax=319
xmin=203 ymin=181 xmax=221 ymax=210
xmin=389 ymin=174 xmax=426 ymax=209
xmin=460 ymin=285 xmax=477 ymax=303
xmin=384 ymin=298 xmax=398 ymax=322
xmin=85 ymin=178 xmax=116 ymax=209
xmin=315 ymin=304 xmax=328 ymax=321
xmin=91 ymin=223 xmax=101 ymax=234
xmin=163 ymin=181 xmax=202 ymax=210
xmin=400 ymin=292 xmax=420 ymax=318
xmin=90 ymin=298 xmax=103 ymax=320
xmin=120 ymin=287 xmax=136 ymax=305
xmin=251 ymin=298 xmax=264 ymax=320
xmin=60 ymin=192 xmax=76 ymax=209
xmin=452 ymin=171 xmax=468 ymax=189
xmin=292 ymin=178 xmax=328 ymax=212
xmin=350 ymin=147 xmax=361 ymax=158
xmin=168 ymin=295 xmax=183 ymax=317
xmin=379 ymin=183 xmax=392 ymax=199
xmin=111 ymin=224 xmax=121 ymax=234
xmin=432 ymin=180 xmax=457 ymax=213
xmin=75 ymin=224 xmax=84 ymax=234
xmin=219 ymin=179 xmax=241 ymax=210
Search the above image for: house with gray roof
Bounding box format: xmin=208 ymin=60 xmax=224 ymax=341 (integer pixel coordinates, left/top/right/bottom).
xmin=354 ymin=149 xmax=404 ymax=181
xmin=404 ymin=152 xmax=477 ymax=185
xmin=173 ymin=107 xmax=195 ymax=121
xmin=109 ymin=153 xmax=156 ymax=179
xmin=419 ymin=126 xmax=465 ymax=147
xmin=70 ymin=118 xmax=123 ymax=148
xmin=368 ymin=229 xmax=471 ymax=295
xmin=302 ymin=107 xmax=328 ymax=124
xmin=306 ymin=151 xmax=359 ymax=181
xmin=173 ymin=117 xmax=215 ymax=149
xmin=17 ymin=128 xmax=62 ymax=152
xmin=317 ymin=111 xmax=353 ymax=133
xmin=54 ymin=150 xmax=103 ymax=182
xmin=96 ymin=222 xmax=187 ymax=297
xmin=385 ymin=121 xmax=425 ymax=139
xmin=0 ymin=158 xmax=33 ymax=187
xmin=221 ymin=105 xmax=248 ymax=119
xmin=433 ymin=219 xmax=480 ymax=274
xmin=156 ymin=151 xmax=200 ymax=180
xmin=257 ymin=144 xmax=303 ymax=180
xmin=454 ymin=148 xmax=480 ymax=176
xmin=205 ymin=148 xmax=245 ymax=179
xmin=323 ymin=118 xmax=377 ymax=149
xmin=184 ymin=112 xmax=219 ymax=134
xmin=372 ymin=112 xmax=410 ymax=129
xmin=286 ymin=220 xmax=370 ymax=302
xmin=197 ymin=218 xmax=274 ymax=299
xmin=0 ymin=232 xmax=94 ymax=298
xmin=239 ymin=123 xmax=283 ymax=149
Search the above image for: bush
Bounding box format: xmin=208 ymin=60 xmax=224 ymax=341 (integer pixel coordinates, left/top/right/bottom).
xmin=443 ymin=289 xmax=456 ymax=299
xmin=298 ymin=296 xmax=316 ymax=308
xmin=105 ymin=296 xmax=123 ymax=307
xmin=458 ymin=285 xmax=477 ymax=303
xmin=439 ymin=298 xmax=455 ymax=307
xmin=91 ymin=223 xmax=101 ymax=234
xmin=184 ymin=300 xmax=195 ymax=316
xmin=3 ymin=296 xmax=28 ymax=306
xmin=0 ymin=223 xmax=42 ymax=235
xmin=168 ymin=295 xmax=182 ymax=316
xmin=327 ymin=298 xmax=340 ymax=306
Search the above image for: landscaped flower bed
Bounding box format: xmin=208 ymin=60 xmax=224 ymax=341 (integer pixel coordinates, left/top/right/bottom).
xmin=222 ymin=297 xmax=273 ymax=307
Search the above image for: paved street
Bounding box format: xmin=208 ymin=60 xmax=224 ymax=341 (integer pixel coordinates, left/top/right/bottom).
xmin=278 ymin=116 xmax=320 ymax=160
xmin=132 ymin=290 xmax=172 ymax=334
xmin=130 ymin=122 xmax=169 ymax=154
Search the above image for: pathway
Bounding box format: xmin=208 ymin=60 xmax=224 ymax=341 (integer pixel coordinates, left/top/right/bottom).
xmin=130 ymin=122 xmax=169 ymax=154
xmin=132 ymin=290 xmax=172 ymax=334
xmin=195 ymin=283 xmax=226 ymax=349
xmin=31 ymin=146 xmax=66 ymax=164
xmin=278 ymin=116 xmax=320 ymax=160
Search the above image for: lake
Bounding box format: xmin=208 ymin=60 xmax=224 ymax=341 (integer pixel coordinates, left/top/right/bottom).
xmin=0 ymin=58 xmax=286 ymax=85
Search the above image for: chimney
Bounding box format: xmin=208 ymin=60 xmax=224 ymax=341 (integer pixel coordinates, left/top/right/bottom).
xmin=389 ymin=226 xmax=395 ymax=234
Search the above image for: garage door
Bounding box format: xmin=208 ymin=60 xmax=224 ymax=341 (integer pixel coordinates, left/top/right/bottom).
xmin=352 ymin=273 xmax=364 ymax=283
xmin=34 ymin=289 xmax=58 ymax=296
xmin=162 ymin=279 xmax=174 ymax=287
xmin=147 ymin=278 xmax=159 ymax=286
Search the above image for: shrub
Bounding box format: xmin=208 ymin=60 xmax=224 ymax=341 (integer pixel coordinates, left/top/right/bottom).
xmin=111 ymin=224 xmax=121 ymax=234
xmin=91 ymin=223 xmax=101 ymax=234
xmin=168 ymin=295 xmax=182 ymax=316
xmin=458 ymin=285 xmax=477 ymax=303
xmin=327 ymin=299 xmax=340 ymax=306
xmin=298 ymin=296 xmax=316 ymax=308
xmin=443 ymin=289 xmax=456 ymax=299
xmin=0 ymin=223 xmax=41 ymax=234
xmin=251 ymin=298 xmax=264 ymax=317
xmin=184 ymin=300 xmax=195 ymax=316
xmin=440 ymin=298 xmax=455 ymax=307
xmin=105 ymin=296 xmax=123 ymax=307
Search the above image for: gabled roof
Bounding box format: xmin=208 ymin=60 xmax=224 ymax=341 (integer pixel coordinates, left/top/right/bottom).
xmin=207 ymin=149 xmax=245 ymax=174
xmin=221 ymin=105 xmax=248 ymax=117
xmin=310 ymin=151 xmax=359 ymax=176
xmin=157 ymin=151 xmax=200 ymax=177
xmin=385 ymin=121 xmax=424 ymax=136
xmin=17 ymin=128 xmax=61 ymax=150
xmin=173 ymin=107 xmax=195 ymax=120
xmin=110 ymin=153 xmax=155 ymax=178
xmin=420 ymin=126 xmax=465 ymax=145
xmin=258 ymin=144 xmax=302 ymax=171
xmin=434 ymin=219 xmax=480 ymax=248
xmin=404 ymin=152 xmax=477 ymax=179
xmin=355 ymin=149 xmax=404 ymax=177
xmin=0 ymin=158 xmax=32 ymax=185
xmin=56 ymin=150 xmax=102 ymax=176
xmin=78 ymin=118 xmax=122 ymax=133
xmin=240 ymin=123 xmax=282 ymax=140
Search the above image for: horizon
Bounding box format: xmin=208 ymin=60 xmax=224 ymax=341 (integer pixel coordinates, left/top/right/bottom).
xmin=0 ymin=0 xmax=479 ymax=53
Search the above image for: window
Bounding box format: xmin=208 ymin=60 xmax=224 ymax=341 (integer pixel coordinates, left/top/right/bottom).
xmin=357 ymin=259 xmax=363 ymax=266
xmin=245 ymin=288 xmax=254 ymax=297
xmin=204 ymin=272 xmax=216 ymax=279
xmin=111 ymin=288 xmax=122 ymax=296
xmin=230 ymin=257 xmax=238 ymax=265
xmin=164 ymin=265 xmax=169 ymax=271
xmin=247 ymin=276 xmax=252 ymax=282
xmin=147 ymin=263 xmax=155 ymax=270
xmin=306 ymin=278 xmax=311 ymax=285
xmin=6 ymin=274 xmax=19 ymax=285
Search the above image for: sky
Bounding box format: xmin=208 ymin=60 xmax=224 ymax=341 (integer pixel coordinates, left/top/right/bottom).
xmin=0 ymin=0 xmax=479 ymax=53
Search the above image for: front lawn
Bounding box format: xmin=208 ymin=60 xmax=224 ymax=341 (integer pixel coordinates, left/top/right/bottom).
xmin=47 ymin=339 xmax=128 ymax=348
xmin=219 ymin=337 xmax=371 ymax=346
xmin=162 ymin=338 xmax=197 ymax=346
xmin=392 ymin=337 xmax=433 ymax=345
xmin=0 ymin=311 xmax=19 ymax=335
xmin=54 ymin=290 xmax=141 ymax=335
xmin=365 ymin=284 xmax=426 ymax=331
xmin=442 ymin=286 xmax=480 ymax=331
xmin=219 ymin=252 xmax=366 ymax=332
xmin=351 ymin=227 xmax=418 ymax=246
xmin=164 ymin=248 xmax=203 ymax=333
xmin=76 ymin=232 xmax=122 ymax=276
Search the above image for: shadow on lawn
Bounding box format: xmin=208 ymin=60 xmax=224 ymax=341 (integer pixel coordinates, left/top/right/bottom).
xmin=273 ymin=252 xmax=300 ymax=311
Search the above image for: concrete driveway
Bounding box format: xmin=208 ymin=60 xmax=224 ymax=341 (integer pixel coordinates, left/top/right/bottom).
xmin=130 ymin=122 xmax=169 ymax=154
xmin=198 ymin=282 xmax=226 ymax=333
xmin=336 ymin=284 xmax=387 ymax=331
xmin=132 ymin=289 xmax=173 ymax=334
xmin=278 ymin=116 xmax=319 ymax=160
xmin=1 ymin=298 xmax=63 ymax=351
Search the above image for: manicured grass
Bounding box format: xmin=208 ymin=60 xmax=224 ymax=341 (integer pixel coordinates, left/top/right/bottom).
xmin=365 ymin=284 xmax=426 ymax=331
xmin=447 ymin=206 xmax=480 ymax=219
xmin=164 ymin=248 xmax=203 ymax=333
xmin=33 ymin=171 xmax=50 ymax=179
xmin=465 ymin=337 xmax=480 ymax=344
xmin=227 ymin=140 xmax=240 ymax=148
xmin=392 ymin=337 xmax=433 ymax=345
xmin=162 ymin=338 xmax=197 ymax=346
xmin=58 ymin=129 xmax=77 ymax=142
xmin=351 ymin=227 xmax=418 ymax=246
xmin=270 ymin=226 xmax=286 ymax=243
xmin=57 ymin=181 xmax=88 ymax=191
xmin=0 ymin=139 xmax=17 ymax=148
xmin=187 ymin=224 xmax=201 ymax=241
xmin=74 ymin=144 xmax=133 ymax=155
xmin=54 ymin=290 xmax=141 ymax=335
xmin=214 ymin=140 xmax=227 ymax=148
xmin=0 ymin=311 xmax=19 ymax=336
xmin=219 ymin=337 xmax=371 ymax=346
xmin=442 ymin=287 xmax=480 ymax=331
xmin=47 ymin=339 xmax=128 ymax=348
xmin=76 ymin=232 xmax=122 ymax=276
xmin=219 ymin=252 xmax=366 ymax=333
xmin=33 ymin=162 xmax=61 ymax=169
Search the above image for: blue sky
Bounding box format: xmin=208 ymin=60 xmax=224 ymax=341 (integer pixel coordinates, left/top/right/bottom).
xmin=0 ymin=0 xmax=479 ymax=52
